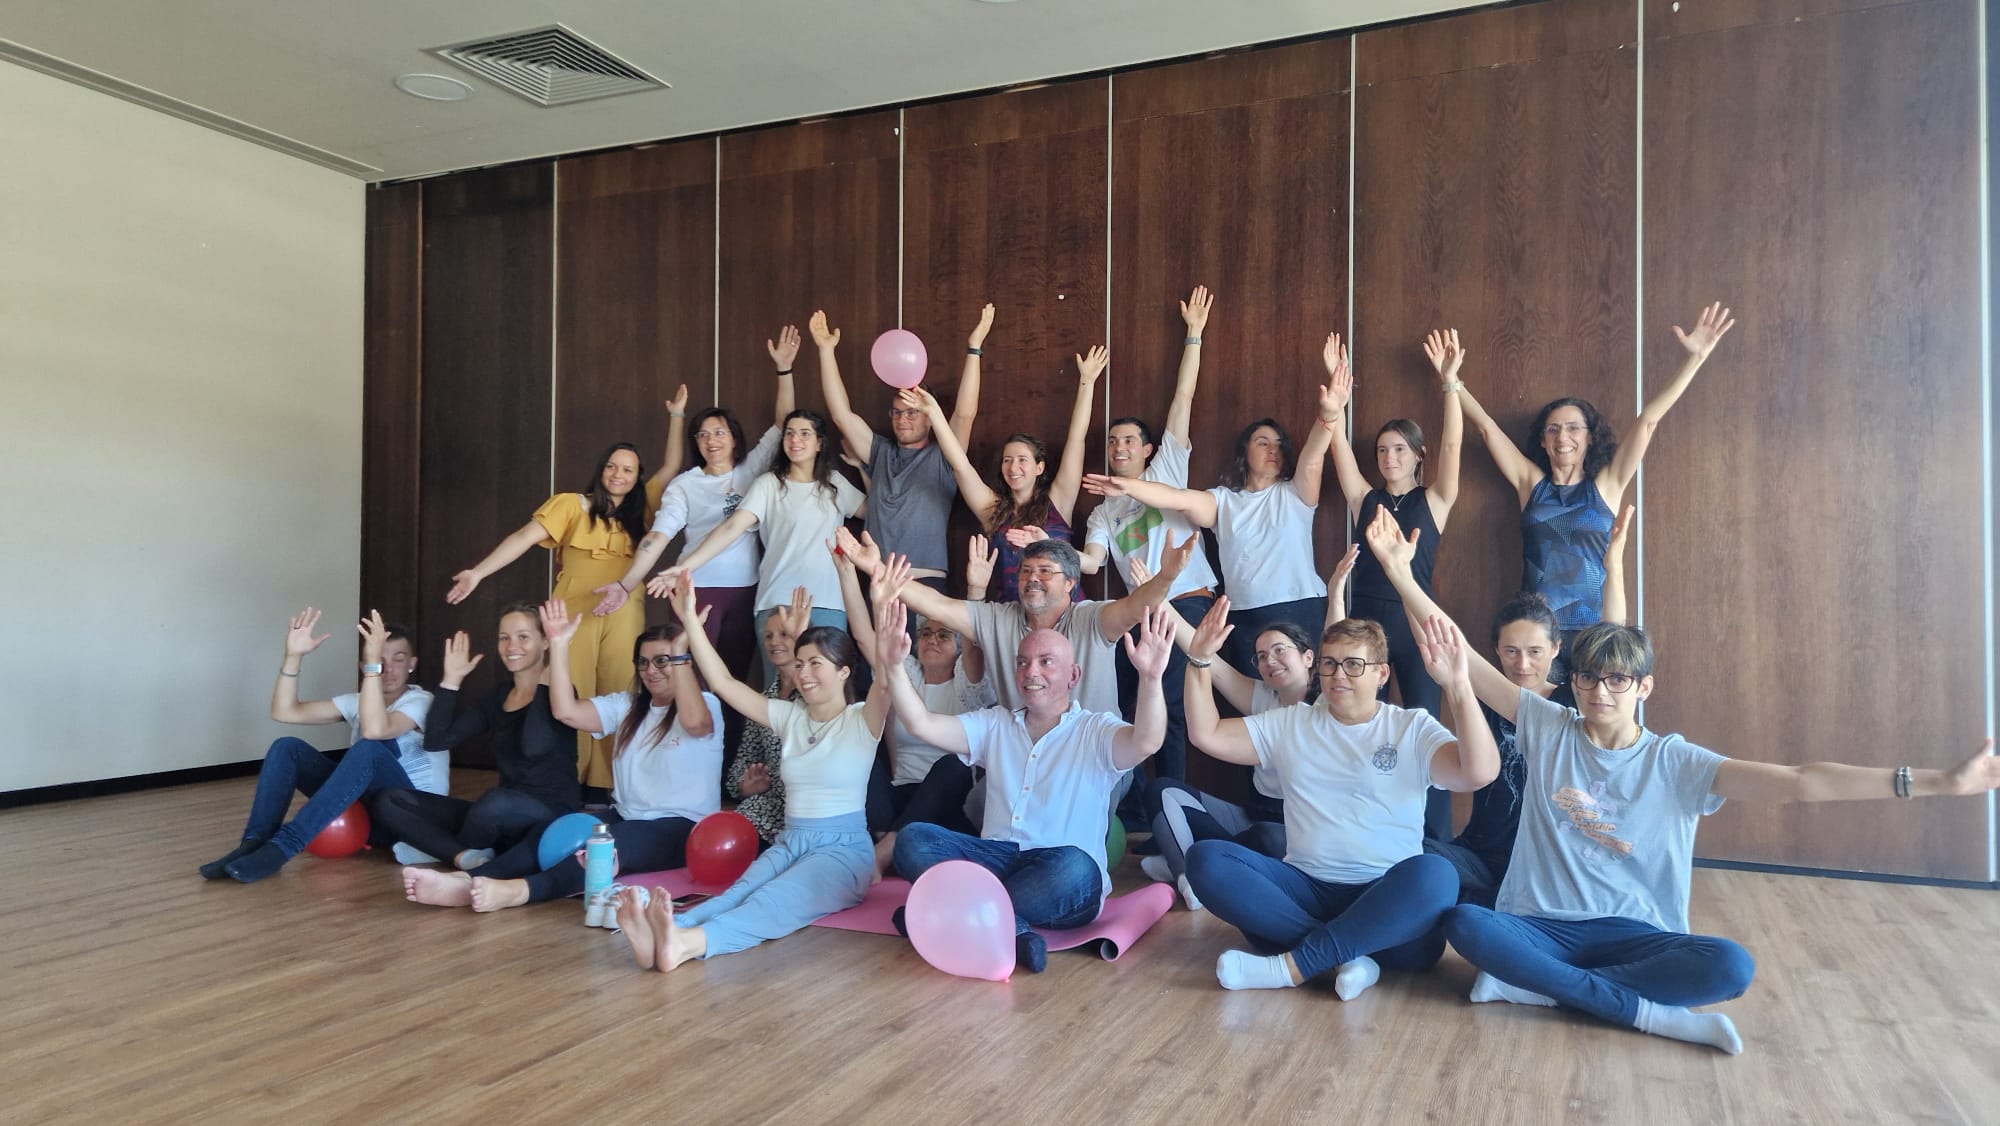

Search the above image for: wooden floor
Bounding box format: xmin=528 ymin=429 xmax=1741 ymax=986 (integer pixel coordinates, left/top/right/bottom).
xmin=5 ymin=774 xmax=1997 ymax=1125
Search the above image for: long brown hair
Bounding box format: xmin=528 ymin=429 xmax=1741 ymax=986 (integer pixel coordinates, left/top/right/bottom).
xmin=616 ymin=623 xmax=688 ymax=757
xmin=989 ymin=433 xmax=1053 ymax=531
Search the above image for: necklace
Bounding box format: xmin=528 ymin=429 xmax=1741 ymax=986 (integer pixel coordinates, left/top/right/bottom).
xmin=804 ymin=710 xmax=841 ymax=745
xmin=1385 ymin=487 xmax=1417 ymax=513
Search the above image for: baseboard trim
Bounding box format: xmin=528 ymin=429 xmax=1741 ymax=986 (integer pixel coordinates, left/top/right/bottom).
xmin=1695 ymin=856 xmax=1998 ymax=891
xmin=1 ymin=761 xmax=263 ymax=809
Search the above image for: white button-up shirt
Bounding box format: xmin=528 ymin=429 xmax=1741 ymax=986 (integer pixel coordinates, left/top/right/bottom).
xmin=956 ymin=701 xmax=1129 ymax=900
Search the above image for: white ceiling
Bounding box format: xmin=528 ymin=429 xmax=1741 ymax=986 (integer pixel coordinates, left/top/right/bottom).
xmin=0 ymin=0 xmax=1486 ymax=182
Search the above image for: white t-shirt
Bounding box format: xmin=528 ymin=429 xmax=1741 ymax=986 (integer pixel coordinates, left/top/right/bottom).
xmin=1243 ymin=700 xmax=1453 ymax=883
xmin=738 ymin=472 xmax=866 ymax=612
xmin=333 ymin=688 xmax=444 ymax=795
xmin=1207 ymin=483 xmax=1326 ymax=609
xmin=957 ymin=702 xmax=1130 ymax=902
xmin=888 ymin=656 xmax=997 ymax=785
xmin=656 ymin=426 xmax=782 ymax=589
xmin=764 ymin=698 xmax=876 ymax=821
xmin=590 ymin=690 xmax=727 ymax=823
xmin=964 ymin=600 xmax=1119 ymax=718
xmin=1084 ymin=432 xmax=1219 ymax=599
xmin=1248 ymin=681 xmax=1284 ymax=799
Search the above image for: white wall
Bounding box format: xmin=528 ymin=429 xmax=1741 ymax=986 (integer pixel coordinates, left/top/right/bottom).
xmin=0 ymin=63 xmax=366 ymax=790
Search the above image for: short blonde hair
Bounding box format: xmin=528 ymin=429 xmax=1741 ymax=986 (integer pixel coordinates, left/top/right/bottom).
xmin=1320 ymin=618 xmax=1388 ymax=665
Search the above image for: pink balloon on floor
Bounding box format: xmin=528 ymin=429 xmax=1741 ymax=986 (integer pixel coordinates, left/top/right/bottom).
xmin=906 ymin=860 xmax=1015 ymax=982
xmin=870 ymin=329 xmax=928 ymax=389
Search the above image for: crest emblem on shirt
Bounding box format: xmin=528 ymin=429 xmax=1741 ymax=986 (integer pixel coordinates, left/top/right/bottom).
xmin=1371 ymin=745 xmax=1398 ymax=774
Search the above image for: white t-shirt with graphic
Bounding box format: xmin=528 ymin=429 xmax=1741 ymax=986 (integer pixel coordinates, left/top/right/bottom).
xmin=332 ymin=688 xmax=444 ymax=795
xmin=656 ymin=426 xmax=782 ymax=589
xmin=1084 ymin=432 xmax=1218 ymax=599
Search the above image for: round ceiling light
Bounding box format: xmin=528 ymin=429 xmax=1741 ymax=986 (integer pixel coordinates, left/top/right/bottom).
xmin=394 ymin=73 xmax=473 ymax=102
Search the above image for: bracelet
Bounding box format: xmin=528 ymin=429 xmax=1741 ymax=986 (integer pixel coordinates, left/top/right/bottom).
xmin=1184 ymin=336 xmax=1201 ymax=346
xmin=1894 ymin=765 xmax=1913 ymax=799
xmin=1319 ymin=417 xmax=1341 ymax=432
xmin=1441 ymin=380 xmax=1465 ymax=393
xmin=1187 ymin=657 xmax=1213 ymax=669
xmin=619 ymin=580 xmax=634 ymax=592
xmin=966 ymin=346 xmax=983 ymax=356
xmin=278 ymin=669 xmax=300 ymax=678
xmin=775 ymin=367 xmax=793 ymax=376
xmin=669 ymin=410 xmax=685 ymax=418
xmin=667 ymin=654 xmax=694 ymax=666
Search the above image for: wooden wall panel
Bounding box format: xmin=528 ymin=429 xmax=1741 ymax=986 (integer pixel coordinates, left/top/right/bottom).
xmin=361 ymin=182 xmax=424 ymax=637
xmin=903 ymin=81 xmax=1111 ymax=595
xmin=717 ymin=114 xmax=901 ymax=480
xmin=1110 ymin=44 xmax=1350 ymax=800
xmin=1353 ymin=0 xmax=1637 ymax=676
xmin=555 ymin=141 xmax=716 ymax=627
xmin=419 ymin=165 xmax=556 ymax=763
xmin=1641 ymin=0 xmax=1987 ymax=877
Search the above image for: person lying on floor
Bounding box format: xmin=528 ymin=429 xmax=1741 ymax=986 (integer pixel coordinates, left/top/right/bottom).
xmin=1182 ymin=614 xmax=1499 ymax=999
xmin=1364 ymin=505 xmax=2000 ymax=1054
xmin=201 ymin=608 xmax=439 ymax=883
xmin=402 ymin=602 xmax=723 ymax=912
xmin=879 ymin=575 xmax=1174 ymax=974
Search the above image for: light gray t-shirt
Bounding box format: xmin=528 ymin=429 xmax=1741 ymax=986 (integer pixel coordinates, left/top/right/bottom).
xmin=866 ymin=435 xmax=956 ymax=573
xmin=964 ymin=600 xmax=1118 ymax=718
xmin=1495 ymin=688 xmax=1726 ymax=934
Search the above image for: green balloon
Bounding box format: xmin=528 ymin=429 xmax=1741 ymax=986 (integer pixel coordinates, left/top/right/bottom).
xmin=1105 ymin=817 xmax=1127 ymax=868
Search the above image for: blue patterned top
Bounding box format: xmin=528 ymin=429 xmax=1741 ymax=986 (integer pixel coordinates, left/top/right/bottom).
xmin=1521 ymin=477 xmax=1614 ymax=631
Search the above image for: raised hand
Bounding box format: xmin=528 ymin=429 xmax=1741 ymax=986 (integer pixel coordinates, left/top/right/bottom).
xmin=441 ymin=631 xmax=483 ymax=683
xmin=284 ymin=608 xmax=330 ymax=657
xmin=834 ymin=527 xmax=884 ymax=576
xmin=666 ymin=382 xmax=690 ymax=417
xmin=666 ymin=574 xmax=702 ymax=626
xmin=354 ymin=609 xmax=389 ymax=663
xmin=767 ymin=324 xmax=802 ymax=369
xmin=1159 ymin=531 xmax=1198 ymax=579
xmin=538 ymin=598 xmax=582 ymax=647
xmin=1076 ymin=345 xmax=1110 ymax=387
xmin=772 ymin=585 xmax=814 ymax=641
xmin=1080 ymin=473 xmax=1130 ymax=498
xmin=808 ymin=309 xmax=841 ymax=350
xmin=1127 ymin=558 xmax=1154 ymax=586
xmin=874 ymin=553 xmax=914 ymax=604
xmin=589 ymin=581 xmax=631 ymax=618
xmin=1364 ymin=504 xmax=1419 ymax=570
xmin=1672 ymin=301 xmax=1736 ymax=358
xmin=1188 ymin=595 xmax=1235 ymax=662
xmin=739 ymin=763 xmax=772 ymax=796
xmin=1609 ymin=504 xmax=1635 ymax=554
xmin=1123 ymin=604 xmax=1178 ymax=681
xmin=1422 ymin=329 xmax=1465 ymax=383
xmin=897 ymin=386 xmax=945 ymax=423
xmin=874 ymin=593 xmax=912 ymax=669
xmin=968 ymin=303 xmax=996 ymax=348
xmin=1180 ymin=285 xmax=1214 ymax=334
xmin=445 ymin=570 xmax=481 ymax=605
xmin=645 ymin=566 xmax=688 ymax=599
xmin=1415 ymin=613 xmax=1471 ymax=686
xmin=964 ymin=534 xmax=999 ymax=592
xmin=1321 ymin=332 xmax=1351 ymax=418
xmin=1328 ymin=542 xmax=1361 ymax=593
xmin=1003 ymin=525 xmax=1048 ymax=549
xmin=1944 ymin=739 xmax=2000 ymax=796
xmin=665 ymin=612 xmax=701 ymax=656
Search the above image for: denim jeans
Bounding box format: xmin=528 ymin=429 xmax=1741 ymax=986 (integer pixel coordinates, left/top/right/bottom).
xmin=243 ymin=737 xmax=412 ymax=859
xmin=891 ymin=823 xmax=1102 ymax=934
xmin=1442 ymin=907 xmax=1757 ymax=1027
xmin=1186 ymin=840 xmax=1456 ymax=980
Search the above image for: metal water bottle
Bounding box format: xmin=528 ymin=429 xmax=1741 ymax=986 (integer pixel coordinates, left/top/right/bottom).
xmin=583 ymin=822 xmax=616 ymax=917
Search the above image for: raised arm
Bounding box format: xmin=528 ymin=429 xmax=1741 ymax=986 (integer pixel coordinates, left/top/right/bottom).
xmin=270 ymin=608 xmax=342 ymax=725
xmin=1600 ymin=504 xmax=1634 ymax=625
xmin=831 ymin=540 xmax=875 ymax=658
xmin=1183 ymin=661 xmax=1260 ymax=765
xmin=1714 ymin=738 xmax=1998 ymax=803
xmin=1182 ymin=593 xmax=1258 ymax=714
xmin=1049 ymin=346 xmax=1108 ymax=522
xmin=446 ymin=520 xmax=546 ymax=604
xmin=1324 ymin=543 xmax=1359 ymax=627
xmin=948 ymin=304 xmax=994 ymax=447
xmin=963 ymin=533 xmax=999 ymax=603
xmin=538 ymin=600 xmax=604 ymax=732
xmin=768 ymin=324 xmax=800 ymax=428
xmin=1605 ymin=302 xmax=1734 ymax=495
xmin=810 ymin=310 xmax=875 ymax=462
xmin=1081 ymin=473 xmax=1218 ymax=528
xmin=1454 ymin=382 xmax=1542 ymax=502
xmin=900 ymin=385 xmax=1001 ymax=529
xmin=1290 ymin=359 xmax=1342 ymax=507
xmin=1363 ymin=505 xmax=1521 ymax=721
xmin=1164 ymin=286 xmax=1212 ymax=442
xmin=840 ymin=528 xmax=976 ymax=637
xmin=423 ymin=632 xmax=492 ymax=750
xmin=1320 ymin=332 xmax=1371 ymax=520
xmin=353 ymin=611 xmax=420 ymax=741
xmin=876 ymin=595 xmax=972 ymax=756
xmin=596 ymin=508 xmax=678 ymax=616
xmin=1099 ymin=532 xmax=1195 ymax=640
xmin=1111 ymin=606 xmax=1174 ymax=769
xmin=653 ymin=383 xmax=689 ymax=487
xmin=667 ymin=574 xmax=769 ymax=726
xmin=645 ymin=508 xmax=758 ymax=596
xmin=1423 ymin=329 xmax=1466 ymax=527
xmin=1413 ymin=615 xmax=1501 ymax=792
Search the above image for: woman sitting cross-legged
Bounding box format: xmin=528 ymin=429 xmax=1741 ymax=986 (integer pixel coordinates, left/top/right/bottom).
xmin=613 ymin=573 xmax=890 ymax=973
xmin=402 ymin=602 xmax=724 ymax=911
xmin=1182 ymin=613 xmax=1499 ymax=998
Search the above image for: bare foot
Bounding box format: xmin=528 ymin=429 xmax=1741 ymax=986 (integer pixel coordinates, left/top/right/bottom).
xmin=616 ymin=887 xmax=657 ymax=970
xmin=871 ymin=833 xmax=897 ymax=886
xmin=469 ymin=877 xmax=531 ymax=913
xmin=651 ymin=889 xmax=704 ymax=972
xmin=403 ymin=866 xmax=473 ymax=907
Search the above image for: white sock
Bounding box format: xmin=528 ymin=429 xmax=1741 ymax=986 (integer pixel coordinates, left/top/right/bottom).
xmin=455 ymin=848 xmax=495 ymax=870
xmin=1635 ymin=999 xmax=1743 ymax=1055
xmin=1176 ymin=874 xmax=1204 ymax=913
xmin=1140 ymin=855 xmax=1174 ymax=883
xmin=392 ymin=843 xmax=439 ymax=865
xmin=1469 ymin=971 xmax=1557 ymax=1007
xmin=1333 ymin=956 xmax=1381 ymax=1001
xmin=1216 ymin=950 xmax=1297 ymax=991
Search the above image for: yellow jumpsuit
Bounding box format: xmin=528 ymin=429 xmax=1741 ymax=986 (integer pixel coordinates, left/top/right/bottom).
xmin=532 ymin=481 xmax=663 ymax=789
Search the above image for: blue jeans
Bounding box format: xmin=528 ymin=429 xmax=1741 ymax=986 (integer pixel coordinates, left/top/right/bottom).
xmin=1186 ymin=841 xmax=1456 ymax=981
xmin=243 ymin=737 xmax=412 ymax=858
xmin=677 ymin=812 xmax=873 ymax=957
xmin=892 ymin=823 xmax=1103 ymax=934
xmin=753 ymin=606 xmax=848 ymax=691
xmin=1442 ymin=906 xmax=1756 ymax=1027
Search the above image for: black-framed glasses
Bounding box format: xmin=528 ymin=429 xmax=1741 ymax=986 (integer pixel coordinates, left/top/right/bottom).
xmin=1570 ymin=670 xmax=1638 ymax=693
xmin=1317 ymin=656 xmax=1386 ymax=677
xmin=915 ymin=628 xmax=957 ymax=643
xmin=634 ymin=655 xmax=683 ymax=671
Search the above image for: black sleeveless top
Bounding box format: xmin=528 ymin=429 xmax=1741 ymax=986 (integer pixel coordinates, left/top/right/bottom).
xmin=1349 ymin=486 xmax=1438 ymax=604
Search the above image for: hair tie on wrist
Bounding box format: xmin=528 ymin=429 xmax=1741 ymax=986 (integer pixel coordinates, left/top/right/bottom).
xmin=775 ymin=367 xmax=793 ymax=376
xmin=1184 ymin=337 xmax=1201 ymax=346
xmin=966 ymin=346 xmax=983 ymax=356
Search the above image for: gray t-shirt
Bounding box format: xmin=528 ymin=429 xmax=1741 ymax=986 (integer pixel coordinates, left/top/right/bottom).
xmin=964 ymin=599 xmax=1118 ymax=718
xmin=1495 ymin=688 xmax=1726 ymax=934
xmin=866 ymin=435 xmax=956 ymax=573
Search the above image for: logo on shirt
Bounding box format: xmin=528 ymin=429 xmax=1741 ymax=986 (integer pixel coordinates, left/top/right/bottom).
xmin=1113 ymin=506 xmax=1163 ymax=554
xmin=1551 ymin=783 xmax=1634 ymax=860
xmin=1371 ymin=745 xmax=1398 ymax=774
xmin=722 ymin=492 xmax=743 ymax=518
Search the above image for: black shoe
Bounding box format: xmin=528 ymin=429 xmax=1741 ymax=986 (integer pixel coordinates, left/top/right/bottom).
xmin=200 ymin=841 xmax=262 ymax=880
xmin=1016 ymin=931 xmax=1048 ymax=974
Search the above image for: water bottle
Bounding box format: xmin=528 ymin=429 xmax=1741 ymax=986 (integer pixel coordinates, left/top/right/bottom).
xmin=583 ymin=822 xmax=616 ymax=921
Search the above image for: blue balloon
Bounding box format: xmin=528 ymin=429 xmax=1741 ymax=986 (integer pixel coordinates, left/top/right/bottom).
xmin=537 ymin=812 xmax=601 ymax=870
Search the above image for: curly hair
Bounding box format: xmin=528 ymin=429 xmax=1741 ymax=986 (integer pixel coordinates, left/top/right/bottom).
xmin=989 ymin=433 xmax=1054 ymax=532
xmin=1528 ymin=398 xmax=1620 ymax=479
xmin=686 ymin=407 xmax=749 ymax=469
xmin=1220 ymin=418 xmax=1296 ymax=489
xmin=769 ymin=410 xmax=843 ymax=502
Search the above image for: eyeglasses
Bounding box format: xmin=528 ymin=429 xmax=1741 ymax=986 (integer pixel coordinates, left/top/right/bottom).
xmin=888 ymin=407 xmax=926 ymax=420
xmin=1318 ymin=657 xmax=1386 ymax=677
xmin=1019 ymin=566 xmax=1069 ymax=579
xmin=916 ymin=628 xmax=957 ymax=643
xmin=1255 ymin=643 xmax=1301 ymax=664
xmin=633 ymin=655 xmax=683 ymax=671
xmin=1570 ymin=670 xmax=1638 ymax=693
xmin=1542 ymin=422 xmax=1589 ymax=438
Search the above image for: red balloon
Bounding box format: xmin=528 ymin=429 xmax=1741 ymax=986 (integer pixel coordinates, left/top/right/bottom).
xmin=305 ymin=802 xmax=371 ymax=858
xmin=686 ymin=811 xmax=758 ymax=886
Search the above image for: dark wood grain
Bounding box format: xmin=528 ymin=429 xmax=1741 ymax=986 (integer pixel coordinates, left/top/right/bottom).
xmin=419 ymin=165 xmax=557 ymax=765
xmin=361 ymin=182 xmax=424 ymax=639
xmin=1640 ymin=0 xmax=1987 ymax=877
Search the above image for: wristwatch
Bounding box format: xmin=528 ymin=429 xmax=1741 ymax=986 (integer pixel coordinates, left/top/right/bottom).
xmin=361 ymin=663 xmax=384 ymax=677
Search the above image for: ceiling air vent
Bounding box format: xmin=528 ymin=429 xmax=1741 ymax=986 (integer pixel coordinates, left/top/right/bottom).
xmin=428 ymin=25 xmax=667 ymax=107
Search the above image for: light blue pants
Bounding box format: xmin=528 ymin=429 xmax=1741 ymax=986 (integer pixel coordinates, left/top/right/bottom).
xmin=676 ymin=811 xmax=872 ymax=957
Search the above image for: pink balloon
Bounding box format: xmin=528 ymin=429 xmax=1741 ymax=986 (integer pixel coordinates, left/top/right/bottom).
xmin=870 ymin=329 xmax=929 ymax=390
xmin=906 ymin=860 xmax=1015 ymax=982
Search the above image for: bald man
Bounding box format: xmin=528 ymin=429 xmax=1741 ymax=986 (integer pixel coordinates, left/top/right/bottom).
xmin=875 ymin=596 xmax=1175 ymax=973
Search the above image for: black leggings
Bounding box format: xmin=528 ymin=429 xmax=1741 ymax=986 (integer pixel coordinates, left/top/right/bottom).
xmin=369 ymin=787 xmax=569 ymax=864
xmin=867 ymin=754 xmax=976 ymax=836
xmin=465 ymin=811 xmax=699 ymax=903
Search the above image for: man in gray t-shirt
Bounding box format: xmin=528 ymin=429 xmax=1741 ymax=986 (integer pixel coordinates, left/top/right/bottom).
xmin=812 ymin=305 xmax=992 ymax=583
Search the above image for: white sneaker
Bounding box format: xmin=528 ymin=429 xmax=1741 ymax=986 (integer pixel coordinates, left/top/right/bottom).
xmin=392 ymin=843 xmax=440 ymax=865
xmin=1140 ymin=855 xmax=1174 ymax=884
xmin=1177 ymin=874 xmax=1205 ymax=912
